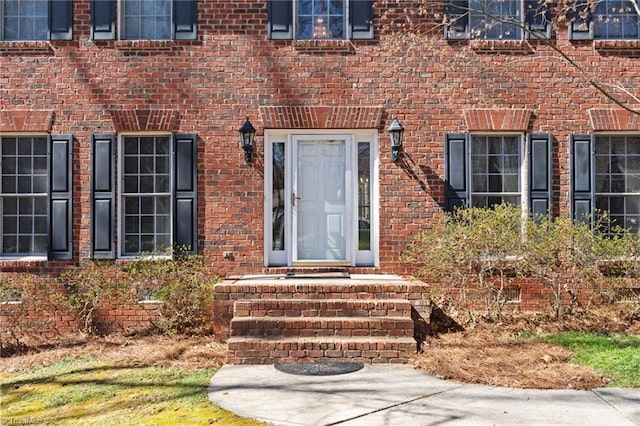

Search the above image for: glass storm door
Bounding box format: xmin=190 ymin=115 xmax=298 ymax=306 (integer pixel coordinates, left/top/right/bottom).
xmin=292 ymin=138 xmax=351 ymax=264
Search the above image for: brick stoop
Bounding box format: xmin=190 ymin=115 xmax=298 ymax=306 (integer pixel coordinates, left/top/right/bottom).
xmin=214 ymin=275 xmax=429 ymax=365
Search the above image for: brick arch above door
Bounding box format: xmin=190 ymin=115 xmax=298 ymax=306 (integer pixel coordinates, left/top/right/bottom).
xmin=259 ymin=106 xmax=383 ymax=129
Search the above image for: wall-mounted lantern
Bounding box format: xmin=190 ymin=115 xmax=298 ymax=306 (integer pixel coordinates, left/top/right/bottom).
xmin=238 ymin=117 xmax=256 ymax=163
xmin=387 ymin=116 xmax=404 ymax=162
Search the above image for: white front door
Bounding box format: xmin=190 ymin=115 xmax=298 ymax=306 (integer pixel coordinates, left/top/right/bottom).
xmin=292 ymin=137 xmax=351 ymax=265
xmin=264 ymin=130 xmax=378 ymax=268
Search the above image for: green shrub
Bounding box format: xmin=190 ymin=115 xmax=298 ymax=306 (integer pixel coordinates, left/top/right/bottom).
xmin=55 ymin=250 xmax=219 ymax=336
xmin=57 ymin=260 xmax=124 ymax=334
xmin=121 ymin=251 xmax=218 ymax=335
xmin=403 ymin=204 xmax=640 ymax=320
xmin=402 ymin=203 xmax=527 ymax=320
xmin=0 ymin=274 xmax=61 ymax=353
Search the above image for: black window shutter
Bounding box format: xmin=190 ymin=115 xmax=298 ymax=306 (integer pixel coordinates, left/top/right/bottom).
xmin=50 ymin=0 xmax=73 ymax=40
xmin=528 ymin=133 xmax=553 ymax=216
xmin=445 ymin=133 xmax=469 ymax=212
xmin=91 ymin=134 xmax=116 ymax=258
xmin=445 ymin=0 xmax=469 ymax=39
xmin=568 ymin=0 xmax=592 ymax=40
xmin=91 ymin=0 xmax=116 ymax=40
xmin=174 ymin=134 xmax=198 ymax=253
xmin=268 ymin=0 xmax=293 ymax=39
xmin=525 ymin=0 xmax=551 ymax=38
xmin=350 ymin=0 xmax=374 ymax=39
xmin=174 ymin=0 xmax=197 ymax=40
xmin=570 ymin=134 xmax=593 ymax=223
xmin=49 ymin=135 xmax=73 ymax=260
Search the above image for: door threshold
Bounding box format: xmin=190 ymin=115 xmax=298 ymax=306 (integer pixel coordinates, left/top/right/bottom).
xmin=291 ymin=261 xmax=352 ymax=267
xmin=285 ymin=271 xmax=350 ymax=279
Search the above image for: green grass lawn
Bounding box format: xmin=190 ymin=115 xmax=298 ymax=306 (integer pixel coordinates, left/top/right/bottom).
xmin=541 ymin=332 xmax=640 ymax=388
xmin=1 ymin=357 xmax=265 ymax=425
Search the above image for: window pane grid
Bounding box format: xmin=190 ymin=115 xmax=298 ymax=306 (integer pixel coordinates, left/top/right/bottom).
xmin=297 ymin=0 xmax=345 ymax=39
xmin=123 ymin=0 xmax=172 ymax=40
xmin=121 ymin=136 xmax=172 ymax=256
xmin=1 ymin=136 xmax=48 ymax=256
xmin=2 ymin=0 xmax=48 ymax=40
xmin=469 ymin=0 xmax=523 ymax=40
xmin=471 ymin=135 xmax=521 ymax=208
xmin=595 ymin=135 xmax=640 ymax=232
xmin=594 ymin=0 xmax=640 ymax=39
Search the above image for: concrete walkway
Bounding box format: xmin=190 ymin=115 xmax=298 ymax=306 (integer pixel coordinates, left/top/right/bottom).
xmin=209 ymin=364 xmax=640 ymax=426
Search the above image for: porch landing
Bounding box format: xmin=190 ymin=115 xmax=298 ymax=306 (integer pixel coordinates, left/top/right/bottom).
xmin=213 ymin=274 xmax=430 ymax=365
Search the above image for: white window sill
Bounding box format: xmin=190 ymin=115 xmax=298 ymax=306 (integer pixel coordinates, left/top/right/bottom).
xmin=0 ymin=255 xmax=48 ymax=263
xmin=138 ymin=300 xmax=164 ymax=305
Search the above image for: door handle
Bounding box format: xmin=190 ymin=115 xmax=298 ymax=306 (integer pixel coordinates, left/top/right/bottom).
xmin=291 ymin=193 xmax=302 ymax=206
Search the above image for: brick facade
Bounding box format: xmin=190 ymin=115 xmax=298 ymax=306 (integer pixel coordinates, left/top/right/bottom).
xmin=1 ymin=1 xmax=639 ymax=333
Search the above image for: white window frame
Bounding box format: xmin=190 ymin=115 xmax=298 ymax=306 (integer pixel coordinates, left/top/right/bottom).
xmin=0 ymin=133 xmax=49 ymax=260
xmin=0 ymin=0 xmax=49 ymax=41
xmin=594 ymin=133 xmax=640 ymax=233
xmin=117 ymin=132 xmax=174 ymax=259
xmin=118 ymin=0 xmax=174 ymax=41
xmin=468 ymin=133 xmax=529 ymax=213
xmin=469 ymin=0 xmax=523 ymax=40
xmin=593 ymin=0 xmax=640 ymax=40
xmin=294 ymin=0 xmax=349 ymax=40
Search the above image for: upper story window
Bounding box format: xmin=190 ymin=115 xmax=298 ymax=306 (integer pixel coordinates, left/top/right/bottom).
xmin=122 ymin=0 xmax=172 ymax=40
xmin=268 ymin=0 xmax=374 ymax=40
xmin=570 ymin=0 xmax=640 ymax=39
xmin=91 ymin=0 xmax=196 ymax=41
xmin=445 ymin=0 xmax=551 ymax=40
xmin=446 ymin=133 xmax=552 ymax=216
xmin=1 ymin=0 xmax=72 ymax=41
xmin=1 ymin=135 xmax=73 ymax=260
xmin=571 ymin=134 xmax=640 ymax=232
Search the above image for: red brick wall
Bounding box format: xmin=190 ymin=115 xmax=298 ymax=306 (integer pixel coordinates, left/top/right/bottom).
xmin=1 ymin=1 xmax=639 ymax=329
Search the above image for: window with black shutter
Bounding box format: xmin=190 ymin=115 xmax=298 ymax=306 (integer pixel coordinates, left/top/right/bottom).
xmin=445 ymin=132 xmax=553 ymax=215
xmin=572 ymin=133 xmax=640 ymax=232
xmin=268 ymin=0 xmax=374 ymax=40
xmin=90 ymin=133 xmax=198 ymax=258
xmin=91 ymin=0 xmax=197 ymax=40
xmin=1 ymin=0 xmax=72 ymax=40
xmin=0 ymin=135 xmax=73 ymax=259
xmin=444 ymin=0 xmax=551 ymax=40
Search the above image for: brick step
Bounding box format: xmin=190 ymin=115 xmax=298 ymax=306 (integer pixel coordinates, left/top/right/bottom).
xmin=215 ymin=279 xmax=425 ymax=301
xmin=226 ymin=336 xmax=415 ymax=365
xmin=233 ymin=298 xmax=412 ymax=318
xmin=230 ymin=316 xmax=414 ymax=338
